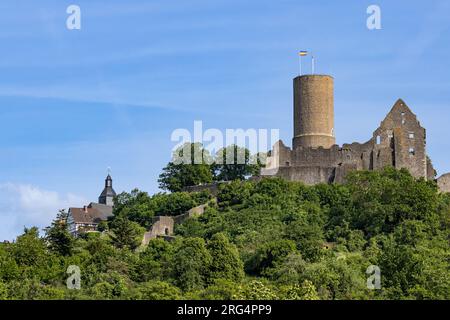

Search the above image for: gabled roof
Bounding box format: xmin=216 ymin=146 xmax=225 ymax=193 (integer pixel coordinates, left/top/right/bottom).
xmin=387 ymin=99 xmax=416 ymax=118
xmin=69 ymin=203 xmax=113 ymax=224
xmin=378 ymin=98 xmax=422 ymax=129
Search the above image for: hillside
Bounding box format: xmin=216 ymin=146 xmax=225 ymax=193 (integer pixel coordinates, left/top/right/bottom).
xmin=1 ymin=167 xmax=449 ymax=300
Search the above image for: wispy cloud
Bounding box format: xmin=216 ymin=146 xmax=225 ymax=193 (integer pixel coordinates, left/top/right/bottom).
xmin=394 ymin=0 xmax=450 ymax=68
xmin=0 ymin=183 xmax=86 ymax=241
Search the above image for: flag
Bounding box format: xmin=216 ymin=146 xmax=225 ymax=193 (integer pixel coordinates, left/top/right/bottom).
xmin=299 ymin=51 xmax=308 ymax=56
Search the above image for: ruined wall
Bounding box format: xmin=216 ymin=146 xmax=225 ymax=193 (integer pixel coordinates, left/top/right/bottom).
xmin=275 ymin=166 xmax=335 ymax=185
xmin=372 ymin=99 xmax=427 ymax=178
xmin=142 ymin=216 xmax=174 ymax=245
xmin=262 ymin=139 xmax=376 ymax=185
xmin=437 ymin=174 xmax=450 ymax=193
xmin=141 ymin=205 xmax=207 ymax=246
xmin=183 ymin=183 xmax=222 ymax=196
xmin=261 ymin=74 xmax=433 ymax=186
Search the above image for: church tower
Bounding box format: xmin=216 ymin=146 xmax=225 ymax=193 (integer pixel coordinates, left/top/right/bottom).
xmin=98 ymin=174 xmax=116 ymax=206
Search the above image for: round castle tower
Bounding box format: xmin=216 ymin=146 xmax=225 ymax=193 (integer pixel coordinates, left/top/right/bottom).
xmin=292 ymin=75 xmax=335 ymax=149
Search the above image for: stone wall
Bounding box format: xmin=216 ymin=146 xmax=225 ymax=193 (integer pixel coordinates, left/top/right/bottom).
xmin=293 ymin=75 xmax=335 ymax=149
xmin=437 ymin=174 xmax=450 ymax=193
xmin=142 ymin=216 xmax=174 ymax=245
xmin=261 ymin=98 xmax=434 ymax=185
xmin=183 ymin=183 xmax=228 ymax=196
xmin=141 ymin=204 xmax=207 ymax=246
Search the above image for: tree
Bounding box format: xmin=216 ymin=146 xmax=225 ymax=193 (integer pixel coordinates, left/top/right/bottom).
xmin=285 ymin=206 xmax=325 ymax=262
xmin=11 ymin=227 xmax=47 ymax=268
xmin=279 ymin=280 xmax=320 ymax=300
xmin=345 ymin=167 xmax=439 ymax=236
xmin=216 ymin=180 xmax=254 ymax=208
xmin=233 ymin=280 xmax=278 ymax=300
xmin=133 ymin=238 xmax=174 ymax=282
xmin=207 ymin=233 xmax=244 ymax=283
xmin=152 ymin=192 xmax=197 ymax=216
xmin=44 ymin=210 xmax=75 ymax=256
xmin=138 ymin=281 xmax=182 ymax=300
xmin=172 ymin=237 xmax=212 ymax=291
xmin=213 ymin=145 xmax=260 ymax=181
xmin=109 ymin=217 xmax=145 ymax=250
xmin=247 ymin=239 xmax=298 ymax=276
xmin=159 ymin=143 xmax=213 ymax=192
xmin=113 ymin=189 xmax=155 ymax=228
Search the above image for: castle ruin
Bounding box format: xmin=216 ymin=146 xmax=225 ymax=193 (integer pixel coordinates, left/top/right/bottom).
xmin=261 ymin=74 xmax=450 ymax=191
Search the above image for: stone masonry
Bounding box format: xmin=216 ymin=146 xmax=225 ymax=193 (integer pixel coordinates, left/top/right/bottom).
xmin=261 ymin=74 xmax=449 ymax=191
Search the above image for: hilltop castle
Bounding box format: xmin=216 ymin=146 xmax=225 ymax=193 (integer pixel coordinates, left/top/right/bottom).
xmin=261 ymin=74 xmax=450 ymax=191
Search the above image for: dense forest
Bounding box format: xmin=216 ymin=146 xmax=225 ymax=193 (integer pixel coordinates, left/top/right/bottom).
xmin=0 ymin=145 xmax=449 ymax=299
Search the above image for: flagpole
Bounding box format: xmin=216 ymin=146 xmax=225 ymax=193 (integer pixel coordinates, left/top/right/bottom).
xmin=312 ymin=55 xmax=315 ymax=74
xmin=299 ymin=55 xmax=302 ymax=76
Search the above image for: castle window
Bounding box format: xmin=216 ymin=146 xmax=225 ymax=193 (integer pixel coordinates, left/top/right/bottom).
xmin=409 ymin=132 xmax=414 ymax=139
xmin=409 ymin=148 xmax=415 ymax=156
xmin=376 ymin=135 xmax=381 ymax=144
xmin=401 ymin=112 xmax=406 ymax=125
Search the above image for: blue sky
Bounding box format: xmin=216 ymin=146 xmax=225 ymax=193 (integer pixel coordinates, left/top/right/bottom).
xmin=1 ymin=0 xmax=450 ymax=240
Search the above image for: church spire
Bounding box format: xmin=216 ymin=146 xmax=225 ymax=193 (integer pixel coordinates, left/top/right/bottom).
xmin=98 ymin=172 xmax=116 ymax=206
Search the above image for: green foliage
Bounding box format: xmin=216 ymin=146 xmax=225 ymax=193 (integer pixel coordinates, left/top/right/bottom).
xmin=247 ymin=240 xmax=298 ymax=276
xmin=44 ymin=210 xmax=75 ymax=256
xmin=213 ymin=144 xmax=260 ymax=181
xmin=109 ymin=217 xmax=145 ymax=250
xmin=11 ymin=227 xmax=47 ymax=268
xmin=1 ymin=168 xmax=449 ymax=300
xmin=278 ymin=280 xmax=320 ymax=300
xmin=158 ymin=143 xmax=263 ymax=192
xmin=137 ymin=281 xmax=182 ymax=300
xmin=207 ymin=233 xmax=244 ymax=283
xmin=345 ymin=167 xmax=439 ymax=236
xmin=233 ymin=280 xmax=278 ymax=300
xmin=113 ymin=188 xmax=211 ymax=228
xmin=158 ymin=143 xmax=214 ymax=192
xmin=172 ymin=237 xmax=212 ymax=291
xmin=152 ymin=192 xmax=197 ymax=216
xmin=132 ymin=238 xmax=174 ymax=282
xmin=113 ymin=189 xmax=155 ymax=228
xmin=159 ymin=161 xmax=213 ymax=193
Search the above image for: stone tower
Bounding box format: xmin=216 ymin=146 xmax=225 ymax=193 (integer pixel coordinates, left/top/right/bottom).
xmin=98 ymin=174 xmax=116 ymax=206
xmin=292 ymin=75 xmax=335 ymax=149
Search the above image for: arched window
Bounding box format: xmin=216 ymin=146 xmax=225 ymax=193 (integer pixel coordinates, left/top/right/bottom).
xmin=376 ymin=135 xmax=381 ymax=144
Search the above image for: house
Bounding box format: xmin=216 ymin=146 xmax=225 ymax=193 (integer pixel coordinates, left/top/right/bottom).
xmin=67 ymin=174 xmax=116 ymax=236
